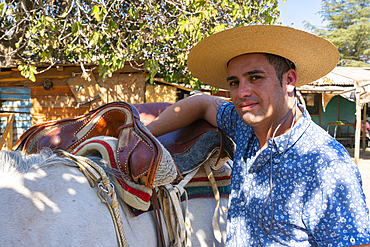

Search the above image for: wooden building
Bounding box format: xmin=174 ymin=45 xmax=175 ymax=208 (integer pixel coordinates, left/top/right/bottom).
xmin=0 ymin=63 xmax=190 ymax=148
xmin=297 ymin=67 xmax=370 ymax=164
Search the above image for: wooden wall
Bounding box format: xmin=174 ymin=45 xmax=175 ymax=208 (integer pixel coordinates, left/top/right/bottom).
xmin=0 ymin=64 xmax=146 ymax=146
xmin=145 ymin=83 xmax=178 ymax=103
xmin=0 ymin=87 xmax=31 ymax=145
xmin=31 ymin=85 xmax=90 ymax=125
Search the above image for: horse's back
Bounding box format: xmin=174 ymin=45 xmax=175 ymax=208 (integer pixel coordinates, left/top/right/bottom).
xmin=0 ymin=153 xmax=158 ymax=246
xmin=0 ymin=151 xmax=228 ymax=246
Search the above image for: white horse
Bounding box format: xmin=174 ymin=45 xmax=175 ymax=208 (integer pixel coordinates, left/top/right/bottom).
xmin=0 ymin=149 xmax=229 ymax=247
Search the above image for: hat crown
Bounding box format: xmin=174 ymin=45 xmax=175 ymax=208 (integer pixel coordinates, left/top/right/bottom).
xmin=188 ymin=25 xmax=339 ymax=89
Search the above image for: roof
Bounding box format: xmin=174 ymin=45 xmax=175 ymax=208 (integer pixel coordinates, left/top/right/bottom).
xmin=308 ymin=67 xmax=370 ymax=86
xmin=297 ymin=67 xmax=370 ymax=104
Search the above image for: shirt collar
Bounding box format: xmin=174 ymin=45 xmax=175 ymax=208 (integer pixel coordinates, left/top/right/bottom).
xmin=248 ymin=104 xmax=311 ymax=173
xmin=272 ymin=104 xmax=310 ymax=153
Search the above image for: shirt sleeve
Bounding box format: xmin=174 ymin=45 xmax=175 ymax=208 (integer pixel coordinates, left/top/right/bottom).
xmin=216 ymin=102 xmax=238 ymax=142
xmin=302 ymin=158 xmax=370 ymax=247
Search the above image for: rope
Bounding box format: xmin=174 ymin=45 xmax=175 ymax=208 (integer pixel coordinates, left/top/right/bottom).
xmin=54 ymin=150 xmax=128 ymax=247
xmin=157 ymin=168 xmax=199 ymax=247
xmin=204 ymin=163 xmax=223 ymax=243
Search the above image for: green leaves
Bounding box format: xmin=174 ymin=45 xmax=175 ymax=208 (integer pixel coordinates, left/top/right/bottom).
xmin=91 ymin=5 xmax=101 ymax=22
xmin=18 ymin=63 xmax=37 ymax=82
xmin=0 ymin=3 xmax=5 ymax=17
xmin=89 ymin=32 xmax=100 ymax=47
xmin=145 ymin=60 xmax=160 ymax=84
xmin=3 ymin=0 xmax=279 ymax=88
xmin=72 ymin=22 xmax=83 ymax=36
xmin=311 ymin=0 xmax=370 ymax=66
xmin=4 ymin=7 xmax=12 ymax=16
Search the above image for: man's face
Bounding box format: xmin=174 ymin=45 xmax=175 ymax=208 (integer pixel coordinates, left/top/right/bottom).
xmin=227 ymin=53 xmax=289 ymax=129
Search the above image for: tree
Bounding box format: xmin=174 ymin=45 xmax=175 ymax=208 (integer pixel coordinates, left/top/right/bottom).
xmin=304 ymin=0 xmax=370 ymax=67
xmin=0 ymin=0 xmax=280 ymax=89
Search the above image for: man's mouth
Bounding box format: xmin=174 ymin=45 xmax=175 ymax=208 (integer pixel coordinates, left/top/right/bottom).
xmin=239 ymin=102 xmax=257 ymax=111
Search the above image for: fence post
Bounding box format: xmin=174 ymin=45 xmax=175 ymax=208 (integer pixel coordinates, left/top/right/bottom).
xmin=0 ymin=113 xmax=15 ymax=151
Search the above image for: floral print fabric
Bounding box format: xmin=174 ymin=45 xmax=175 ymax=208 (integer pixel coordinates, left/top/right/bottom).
xmin=216 ymin=102 xmax=370 ymax=246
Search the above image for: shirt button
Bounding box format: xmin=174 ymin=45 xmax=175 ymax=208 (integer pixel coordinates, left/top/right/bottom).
xmin=350 ymin=237 xmax=355 ymax=244
xmin=241 ymin=201 xmax=245 ymax=206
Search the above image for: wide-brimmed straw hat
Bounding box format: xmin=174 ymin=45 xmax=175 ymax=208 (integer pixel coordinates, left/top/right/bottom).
xmin=187 ymin=25 xmax=339 ymax=90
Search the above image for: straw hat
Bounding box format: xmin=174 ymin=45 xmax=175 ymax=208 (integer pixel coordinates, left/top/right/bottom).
xmin=187 ymin=25 xmax=339 ymax=90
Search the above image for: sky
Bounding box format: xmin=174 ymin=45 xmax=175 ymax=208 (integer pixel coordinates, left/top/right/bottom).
xmin=277 ymin=0 xmax=328 ymax=32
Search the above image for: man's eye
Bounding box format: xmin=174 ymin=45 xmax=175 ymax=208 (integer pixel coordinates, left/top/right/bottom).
xmin=251 ymin=76 xmax=262 ymax=81
xmin=229 ymin=80 xmax=238 ymax=87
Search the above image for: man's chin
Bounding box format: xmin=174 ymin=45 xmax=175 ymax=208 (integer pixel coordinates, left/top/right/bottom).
xmin=240 ymin=115 xmax=263 ymax=126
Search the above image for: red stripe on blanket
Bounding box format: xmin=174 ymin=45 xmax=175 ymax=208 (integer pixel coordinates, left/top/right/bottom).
xmin=73 ymin=140 xmax=152 ymax=202
xmin=189 ymin=175 xmax=231 ymax=182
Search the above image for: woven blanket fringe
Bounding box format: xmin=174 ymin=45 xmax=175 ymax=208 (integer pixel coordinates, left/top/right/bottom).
xmin=158 ymin=163 xmax=223 ymax=246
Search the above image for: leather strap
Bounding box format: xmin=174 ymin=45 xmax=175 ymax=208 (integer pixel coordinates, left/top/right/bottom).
xmin=151 ymin=189 xmax=166 ymax=247
xmin=214 ymin=129 xmax=225 ymax=168
xmin=204 ymin=163 xmax=223 ymax=243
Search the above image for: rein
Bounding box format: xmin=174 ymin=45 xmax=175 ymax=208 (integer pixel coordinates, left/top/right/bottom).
xmin=54 ymin=150 xmax=128 ymax=247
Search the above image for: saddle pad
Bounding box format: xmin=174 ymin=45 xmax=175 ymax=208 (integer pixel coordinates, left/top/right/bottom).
xmin=159 ymin=121 xmax=235 ymax=176
xmin=173 ymin=161 xmax=232 ymax=188
xmin=72 ymin=136 xmax=163 ymax=211
xmin=130 ymin=185 xmax=231 ymax=217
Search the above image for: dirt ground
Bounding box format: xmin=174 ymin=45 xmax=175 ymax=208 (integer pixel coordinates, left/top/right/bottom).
xmin=346 ymin=148 xmax=370 ymax=208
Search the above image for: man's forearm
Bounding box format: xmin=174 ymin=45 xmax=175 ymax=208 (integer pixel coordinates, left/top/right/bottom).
xmin=147 ymin=94 xmax=222 ymax=137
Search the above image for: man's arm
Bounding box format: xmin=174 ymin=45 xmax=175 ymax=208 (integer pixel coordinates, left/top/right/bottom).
xmin=147 ymin=94 xmax=226 ymax=137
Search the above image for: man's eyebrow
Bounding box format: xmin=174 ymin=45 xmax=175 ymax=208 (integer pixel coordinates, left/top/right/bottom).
xmin=227 ymin=75 xmax=238 ymax=82
xmin=243 ymin=69 xmax=265 ymax=77
xmin=227 ymin=70 xmax=266 ymax=81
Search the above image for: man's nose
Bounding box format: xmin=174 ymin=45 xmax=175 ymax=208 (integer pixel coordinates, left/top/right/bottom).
xmin=237 ymin=81 xmax=252 ymax=98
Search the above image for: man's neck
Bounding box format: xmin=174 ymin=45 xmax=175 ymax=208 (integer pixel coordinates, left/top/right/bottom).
xmin=255 ymin=105 xmax=303 ymax=150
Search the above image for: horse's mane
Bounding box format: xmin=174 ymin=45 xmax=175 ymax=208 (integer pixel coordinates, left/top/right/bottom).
xmin=0 ymin=148 xmax=119 ymax=184
xmin=0 ymin=148 xmax=76 ymax=174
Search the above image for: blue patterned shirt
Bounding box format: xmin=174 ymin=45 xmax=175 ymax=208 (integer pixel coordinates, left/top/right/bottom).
xmin=216 ymin=102 xmax=370 ymax=246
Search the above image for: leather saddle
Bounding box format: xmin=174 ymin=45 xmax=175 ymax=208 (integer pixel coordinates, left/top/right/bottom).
xmin=135 ymin=103 xmax=235 ymax=175
xmin=14 ymin=101 xmax=234 ymax=188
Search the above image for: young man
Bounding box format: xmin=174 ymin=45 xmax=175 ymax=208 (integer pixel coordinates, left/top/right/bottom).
xmin=147 ymin=25 xmax=370 ymax=246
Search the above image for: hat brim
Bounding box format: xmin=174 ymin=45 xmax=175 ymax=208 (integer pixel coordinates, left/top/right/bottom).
xmin=187 ymin=25 xmax=339 ymax=90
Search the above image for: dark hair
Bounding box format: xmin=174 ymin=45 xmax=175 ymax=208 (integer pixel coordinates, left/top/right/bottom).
xmin=263 ymin=53 xmax=296 ymax=86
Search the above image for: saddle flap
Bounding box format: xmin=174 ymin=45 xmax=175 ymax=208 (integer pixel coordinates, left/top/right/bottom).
xmin=117 ymin=127 xmax=156 ymax=182
xmin=117 ymin=109 xmax=177 ymax=188
xmin=71 ymin=136 xmax=154 ymax=211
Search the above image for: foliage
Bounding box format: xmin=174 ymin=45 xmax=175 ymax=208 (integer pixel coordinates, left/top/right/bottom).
xmin=304 ymin=0 xmax=370 ymax=67
xmin=0 ymin=0 xmax=280 ymax=89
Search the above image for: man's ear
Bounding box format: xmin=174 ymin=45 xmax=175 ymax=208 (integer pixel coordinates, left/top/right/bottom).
xmin=285 ymin=69 xmax=297 ymax=94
